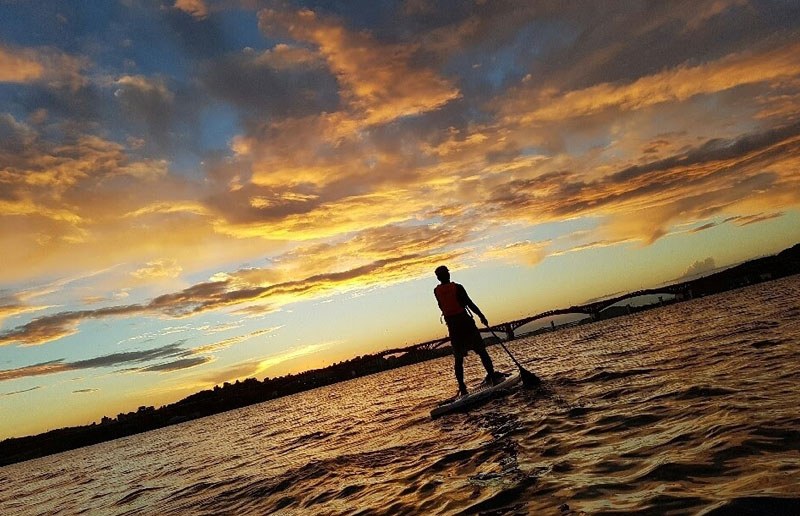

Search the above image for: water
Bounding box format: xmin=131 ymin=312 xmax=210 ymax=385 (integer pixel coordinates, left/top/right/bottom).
xmin=2 ymin=277 xmax=799 ymax=516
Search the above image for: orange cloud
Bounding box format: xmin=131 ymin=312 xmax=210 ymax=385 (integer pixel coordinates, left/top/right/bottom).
xmin=258 ymin=5 xmax=460 ymax=126
xmin=0 ymin=45 xmax=43 ymax=82
xmin=497 ymin=42 xmax=800 ymax=124
xmin=174 ymin=0 xmax=208 ymax=19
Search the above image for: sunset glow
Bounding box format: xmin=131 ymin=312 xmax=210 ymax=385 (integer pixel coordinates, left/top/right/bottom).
xmin=1 ymin=0 xmax=799 ymax=439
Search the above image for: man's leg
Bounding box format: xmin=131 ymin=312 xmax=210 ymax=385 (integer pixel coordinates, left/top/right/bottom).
xmin=454 ymin=353 xmax=467 ymax=394
xmin=468 ymin=326 xmax=495 ymax=376
xmin=475 ymin=345 xmax=495 ymax=376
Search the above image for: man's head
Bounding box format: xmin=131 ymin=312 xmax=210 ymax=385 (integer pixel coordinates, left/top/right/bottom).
xmin=435 ymin=265 xmax=450 ymax=282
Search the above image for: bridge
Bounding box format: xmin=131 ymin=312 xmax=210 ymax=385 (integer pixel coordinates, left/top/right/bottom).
xmin=376 ymin=283 xmax=690 ymax=357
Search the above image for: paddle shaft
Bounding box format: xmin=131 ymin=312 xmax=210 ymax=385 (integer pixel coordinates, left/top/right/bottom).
xmin=485 ymin=325 xmax=541 ymax=387
xmin=486 ymin=328 xmax=525 ymax=368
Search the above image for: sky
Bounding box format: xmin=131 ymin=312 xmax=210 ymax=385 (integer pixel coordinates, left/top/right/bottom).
xmin=1 ymin=0 xmax=800 ymax=439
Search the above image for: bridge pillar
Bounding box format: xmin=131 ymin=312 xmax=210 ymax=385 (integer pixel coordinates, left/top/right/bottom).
xmin=503 ymin=324 xmax=514 ymax=341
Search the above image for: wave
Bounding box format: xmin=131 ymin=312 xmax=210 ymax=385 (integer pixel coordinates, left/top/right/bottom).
xmin=579 ymin=368 xmax=656 ymax=383
xmin=702 ymin=496 xmax=800 ymax=515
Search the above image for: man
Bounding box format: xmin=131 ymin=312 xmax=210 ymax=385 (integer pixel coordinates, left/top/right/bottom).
xmin=434 ymin=265 xmax=506 ymax=396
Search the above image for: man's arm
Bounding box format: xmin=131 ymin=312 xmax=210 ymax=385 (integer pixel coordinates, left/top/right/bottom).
xmin=434 ymin=288 xmax=445 ymax=314
xmin=456 ymin=284 xmax=488 ymax=326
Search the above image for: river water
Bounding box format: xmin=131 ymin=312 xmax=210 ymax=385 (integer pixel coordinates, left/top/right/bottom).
xmin=2 ymin=276 xmax=799 ymax=515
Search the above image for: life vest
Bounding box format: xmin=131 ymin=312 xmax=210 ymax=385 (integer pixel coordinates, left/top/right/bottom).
xmin=434 ymin=282 xmax=464 ymax=316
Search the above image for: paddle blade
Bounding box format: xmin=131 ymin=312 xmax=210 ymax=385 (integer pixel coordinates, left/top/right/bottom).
xmin=519 ymin=367 xmax=541 ymax=389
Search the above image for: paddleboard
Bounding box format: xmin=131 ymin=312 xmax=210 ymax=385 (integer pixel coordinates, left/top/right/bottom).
xmin=430 ymin=373 xmax=521 ymax=418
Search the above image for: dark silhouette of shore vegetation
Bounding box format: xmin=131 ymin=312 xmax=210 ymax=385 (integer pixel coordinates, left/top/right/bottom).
xmin=1 ymin=243 xmax=798 ymax=467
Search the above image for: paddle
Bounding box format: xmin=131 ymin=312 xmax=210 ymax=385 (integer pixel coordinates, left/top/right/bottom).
xmin=485 ymin=325 xmax=541 ymax=389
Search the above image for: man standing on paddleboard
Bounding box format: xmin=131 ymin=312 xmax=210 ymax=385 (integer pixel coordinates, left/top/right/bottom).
xmin=434 ymin=265 xmax=506 ymax=396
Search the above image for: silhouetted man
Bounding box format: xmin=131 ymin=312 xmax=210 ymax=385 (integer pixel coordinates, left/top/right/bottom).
xmin=434 ymin=265 xmax=505 ymax=396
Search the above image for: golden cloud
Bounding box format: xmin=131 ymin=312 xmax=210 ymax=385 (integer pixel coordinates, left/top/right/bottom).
xmin=497 ymin=41 xmax=800 ymax=124
xmin=131 ymin=259 xmax=183 ymax=280
xmin=483 ymin=121 xmax=800 ymax=243
xmin=484 ymin=240 xmax=550 ymax=267
xmin=0 ymin=236 xmax=466 ymax=346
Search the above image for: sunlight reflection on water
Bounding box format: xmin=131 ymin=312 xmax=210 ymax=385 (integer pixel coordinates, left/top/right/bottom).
xmin=2 ymin=276 xmax=799 ymax=515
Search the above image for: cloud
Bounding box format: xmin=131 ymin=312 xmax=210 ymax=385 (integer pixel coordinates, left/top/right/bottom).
xmin=112 ymin=75 xmax=175 ymax=139
xmin=723 ymin=212 xmax=785 ymax=226
xmin=1 ymin=386 xmax=41 ymax=397
xmin=258 ymin=4 xmax=460 ymax=126
xmin=0 ymin=304 xmax=147 ymax=347
xmin=2 ymin=0 xmax=800 ymax=369
xmin=198 ymin=322 xmax=242 ymax=334
xmin=174 ymin=0 xmax=208 ymax=19
xmin=0 ymin=334 xmax=186 ymax=373
xmin=254 ymin=342 xmax=331 ymax=374
xmin=72 ymin=388 xmax=99 ymax=394
xmin=0 ymin=338 xmax=227 ymax=381
xmin=202 ymin=45 xmax=338 ymax=119
xmin=0 ymin=45 xmax=43 ymax=82
xmin=496 ymin=42 xmax=800 ymax=125
xmin=682 ymin=257 xmax=716 ymax=279
xmin=549 ymin=238 xmax=636 ymax=256
xmin=484 ymin=240 xmax=549 ymax=266
xmin=0 ymin=322 xmax=277 ymax=381
xmin=0 ymin=360 xmax=71 ymax=382
xmin=484 ymin=121 xmax=800 ymax=243
xmin=0 ymin=243 xmax=462 ymax=346
xmin=188 ymin=327 xmax=280 ymax=354
xmin=0 ymin=44 xmax=88 ymax=92
xmin=199 ymin=341 xmax=332 ymax=385
xmin=131 ymin=259 xmax=183 ymax=280
xmin=690 ymin=222 xmax=718 ymax=233
xmin=199 ymin=359 xmax=263 ymax=386
xmin=0 ymin=302 xmax=49 ymax=326
xmin=140 ymin=356 xmax=212 ymax=372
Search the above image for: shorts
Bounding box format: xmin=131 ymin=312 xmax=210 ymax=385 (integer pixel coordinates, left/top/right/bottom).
xmin=444 ymin=312 xmax=486 ymax=358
